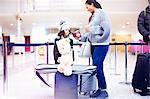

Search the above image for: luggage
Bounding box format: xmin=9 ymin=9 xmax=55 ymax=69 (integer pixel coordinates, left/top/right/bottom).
xmin=79 ymin=72 xmax=97 ymax=95
xmin=132 ymin=52 xmax=150 ymax=96
xmin=55 ymin=72 xmax=78 ymax=99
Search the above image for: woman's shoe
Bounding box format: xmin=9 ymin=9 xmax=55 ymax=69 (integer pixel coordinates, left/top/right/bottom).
xmin=89 ymin=89 xmax=108 ymax=98
xmin=98 ymin=90 xmax=108 ymax=97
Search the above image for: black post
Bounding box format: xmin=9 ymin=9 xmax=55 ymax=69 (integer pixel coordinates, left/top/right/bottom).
xmin=88 ymin=58 xmax=91 ymax=66
xmin=46 ymin=43 xmax=49 ymax=64
xmin=111 ymin=42 xmax=120 ymax=75
xmin=119 ymin=42 xmax=131 ymax=85
xmin=2 ymin=33 xmax=8 ymax=95
xmin=114 ymin=44 xmax=117 ymax=72
xmin=125 ymin=42 xmax=128 ymax=84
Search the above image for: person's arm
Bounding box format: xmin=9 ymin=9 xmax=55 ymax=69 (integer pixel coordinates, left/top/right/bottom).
xmin=138 ymin=11 xmax=150 ymax=37
xmin=80 ymin=33 xmax=89 ymax=42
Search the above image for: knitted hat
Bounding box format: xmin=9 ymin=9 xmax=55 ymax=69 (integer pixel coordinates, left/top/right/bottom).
xmin=59 ymin=20 xmax=70 ymax=31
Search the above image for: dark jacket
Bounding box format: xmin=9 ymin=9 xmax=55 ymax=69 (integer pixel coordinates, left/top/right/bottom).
xmin=137 ymin=6 xmax=150 ymax=42
xmin=53 ymin=37 xmax=74 ymax=64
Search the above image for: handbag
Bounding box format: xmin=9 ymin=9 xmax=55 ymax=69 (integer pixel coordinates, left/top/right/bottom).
xmin=79 ymin=38 xmax=91 ymax=57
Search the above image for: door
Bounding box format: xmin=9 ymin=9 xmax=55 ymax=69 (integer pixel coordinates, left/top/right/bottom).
xmin=24 ymin=36 xmax=30 ymax=52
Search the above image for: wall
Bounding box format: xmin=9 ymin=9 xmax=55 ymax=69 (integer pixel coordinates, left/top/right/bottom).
xmin=111 ymin=34 xmax=131 ymax=52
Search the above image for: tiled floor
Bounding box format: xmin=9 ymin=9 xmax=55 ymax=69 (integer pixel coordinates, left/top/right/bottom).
xmin=0 ymin=49 xmax=150 ymax=99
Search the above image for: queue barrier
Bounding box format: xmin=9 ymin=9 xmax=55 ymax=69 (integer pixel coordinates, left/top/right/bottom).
xmin=1 ymin=41 xmax=149 ymax=96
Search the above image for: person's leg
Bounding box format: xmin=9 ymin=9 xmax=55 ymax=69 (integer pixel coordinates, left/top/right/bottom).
xmin=96 ymin=46 xmax=108 ymax=89
xmin=90 ymin=45 xmax=109 ymax=97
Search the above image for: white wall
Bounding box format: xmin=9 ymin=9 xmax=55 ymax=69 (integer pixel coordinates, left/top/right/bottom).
xmin=31 ymin=26 xmax=48 ymax=43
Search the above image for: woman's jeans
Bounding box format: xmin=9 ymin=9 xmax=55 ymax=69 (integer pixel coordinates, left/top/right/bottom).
xmin=91 ymin=45 xmax=109 ymax=89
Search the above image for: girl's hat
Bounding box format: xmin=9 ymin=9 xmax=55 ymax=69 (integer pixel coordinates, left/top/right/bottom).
xmin=59 ymin=20 xmax=70 ymax=31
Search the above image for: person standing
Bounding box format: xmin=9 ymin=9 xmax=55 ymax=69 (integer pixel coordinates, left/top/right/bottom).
xmin=75 ymin=0 xmax=111 ymax=98
xmin=137 ymin=0 xmax=150 ymax=43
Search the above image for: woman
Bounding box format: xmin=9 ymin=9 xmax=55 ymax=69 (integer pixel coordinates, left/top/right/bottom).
xmin=53 ymin=20 xmax=74 ymax=64
xmin=75 ymin=0 xmax=111 ymax=98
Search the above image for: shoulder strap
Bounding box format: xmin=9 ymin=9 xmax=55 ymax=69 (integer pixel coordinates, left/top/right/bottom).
xmin=35 ymin=71 xmax=52 ymax=87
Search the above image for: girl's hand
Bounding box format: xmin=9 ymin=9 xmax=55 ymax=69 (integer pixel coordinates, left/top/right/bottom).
xmin=72 ymin=32 xmax=81 ymax=40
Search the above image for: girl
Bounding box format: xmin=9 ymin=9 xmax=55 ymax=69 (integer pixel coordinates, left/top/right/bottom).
xmin=53 ymin=20 xmax=74 ymax=64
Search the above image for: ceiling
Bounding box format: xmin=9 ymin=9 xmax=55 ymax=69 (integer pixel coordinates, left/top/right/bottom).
xmin=0 ymin=0 xmax=148 ymax=36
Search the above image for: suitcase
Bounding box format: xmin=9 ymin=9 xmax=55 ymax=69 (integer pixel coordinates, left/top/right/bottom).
xmin=54 ymin=72 xmax=78 ymax=99
xmin=79 ymin=72 xmax=97 ymax=95
xmin=132 ymin=48 xmax=150 ymax=96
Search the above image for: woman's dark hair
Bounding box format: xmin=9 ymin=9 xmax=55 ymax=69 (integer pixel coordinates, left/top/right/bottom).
xmin=85 ymin=0 xmax=102 ymax=9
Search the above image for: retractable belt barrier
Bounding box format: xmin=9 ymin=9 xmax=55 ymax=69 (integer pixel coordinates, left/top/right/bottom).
xmin=0 ymin=42 xmax=148 ymax=47
xmin=1 ymin=42 xmax=149 ymax=92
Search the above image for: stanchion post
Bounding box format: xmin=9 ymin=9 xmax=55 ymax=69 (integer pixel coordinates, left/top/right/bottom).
xmin=108 ymin=45 xmax=113 ymax=69
xmin=11 ymin=43 xmax=15 ymax=69
xmin=125 ymin=42 xmax=128 ymax=84
xmin=46 ymin=43 xmax=49 ymax=64
xmin=88 ymin=57 xmax=91 ymax=66
xmin=114 ymin=43 xmax=119 ymax=74
xmin=2 ymin=33 xmax=8 ymax=96
xmin=108 ymin=45 xmax=112 ymax=68
xmin=119 ymin=41 xmax=131 ymax=85
xmin=111 ymin=42 xmax=120 ymax=75
xmin=33 ymin=46 xmax=37 ymax=65
xmin=46 ymin=43 xmax=49 ymax=81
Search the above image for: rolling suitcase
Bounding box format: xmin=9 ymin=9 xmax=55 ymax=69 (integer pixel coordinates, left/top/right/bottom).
xmin=55 ymin=72 xmax=78 ymax=99
xmin=79 ymin=71 xmax=97 ymax=95
xmin=132 ymin=43 xmax=150 ymax=96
